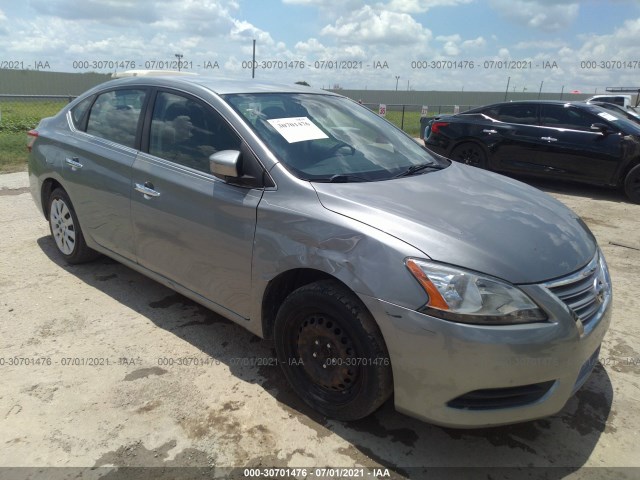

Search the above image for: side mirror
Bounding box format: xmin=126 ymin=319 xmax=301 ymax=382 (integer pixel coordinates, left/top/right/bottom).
xmin=590 ymin=123 xmax=610 ymax=134
xmin=209 ymin=150 xmax=241 ymax=178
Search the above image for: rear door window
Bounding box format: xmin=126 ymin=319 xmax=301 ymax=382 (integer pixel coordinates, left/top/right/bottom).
xmin=494 ymin=104 xmax=538 ymax=125
xmin=86 ymin=89 xmax=147 ymax=148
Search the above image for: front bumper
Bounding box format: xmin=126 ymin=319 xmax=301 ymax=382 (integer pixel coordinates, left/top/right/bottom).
xmin=359 ymin=260 xmax=612 ymax=428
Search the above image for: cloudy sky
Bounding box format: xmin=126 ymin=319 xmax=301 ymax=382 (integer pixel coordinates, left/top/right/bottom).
xmin=1 ymin=0 xmax=639 ymax=93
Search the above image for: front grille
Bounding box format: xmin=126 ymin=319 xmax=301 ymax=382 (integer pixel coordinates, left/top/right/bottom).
xmin=447 ymin=381 xmax=556 ymax=410
xmin=545 ymin=253 xmax=610 ymax=327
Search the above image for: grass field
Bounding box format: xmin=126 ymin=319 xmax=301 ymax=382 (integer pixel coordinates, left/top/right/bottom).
xmin=0 ymin=101 xmax=67 ymax=173
xmin=0 ymin=100 xmax=432 ymax=173
xmin=384 ymin=110 xmax=422 ymax=137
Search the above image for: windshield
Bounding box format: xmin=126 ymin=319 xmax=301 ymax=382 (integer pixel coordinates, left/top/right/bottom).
xmin=585 ymin=104 xmax=640 ymax=133
xmin=223 ymin=93 xmax=447 ymax=182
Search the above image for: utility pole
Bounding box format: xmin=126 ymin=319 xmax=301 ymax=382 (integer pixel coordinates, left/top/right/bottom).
xmin=504 ymin=76 xmax=510 ymax=101
xmin=395 ymin=76 xmax=400 ymax=91
xmin=252 ymin=39 xmax=256 ymax=79
xmin=175 ymin=53 xmax=183 ymax=71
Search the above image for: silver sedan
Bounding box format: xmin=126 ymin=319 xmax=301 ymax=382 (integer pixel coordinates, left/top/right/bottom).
xmin=28 ymin=75 xmax=612 ymax=427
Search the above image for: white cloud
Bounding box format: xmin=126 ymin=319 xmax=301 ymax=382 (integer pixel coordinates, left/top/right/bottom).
xmin=436 ymin=34 xmax=485 ymax=56
xmin=514 ymin=40 xmax=565 ymax=50
xmin=489 ymin=0 xmax=579 ymax=32
xmin=382 ymin=0 xmax=473 ymax=13
xmin=320 ymin=5 xmax=431 ymax=45
xmin=230 ymin=19 xmax=275 ymax=46
xmin=0 ymin=7 xmax=7 ymax=35
xmin=294 ymin=38 xmax=326 ymax=54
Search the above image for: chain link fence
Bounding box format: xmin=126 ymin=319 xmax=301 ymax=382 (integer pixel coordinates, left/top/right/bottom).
xmin=360 ymin=103 xmax=479 ymax=137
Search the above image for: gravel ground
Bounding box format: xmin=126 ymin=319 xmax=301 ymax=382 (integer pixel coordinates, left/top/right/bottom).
xmin=1 ymin=171 xmax=639 ymax=480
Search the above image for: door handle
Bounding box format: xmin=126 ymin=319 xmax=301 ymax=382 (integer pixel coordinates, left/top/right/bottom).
xmin=65 ymin=157 xmax=83 ymax=170
xmin=134 ymin=182 xmax=161 ymax=198
xmin=540 ymin=137 xmax=558 ymax=142
xmin=482 ymin=129 xmax=498 ymax=134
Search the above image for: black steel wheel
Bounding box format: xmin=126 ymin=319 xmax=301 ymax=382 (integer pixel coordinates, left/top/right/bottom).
xmin=624 ymin=164 xmax=640 ymax=204
xmin=48 ymin=188 xmax=99 ymax=264
xmin=450 ymin=142 xmax=488 ymax=169
xmin=274 ymin=280 xmax=393 ymax=420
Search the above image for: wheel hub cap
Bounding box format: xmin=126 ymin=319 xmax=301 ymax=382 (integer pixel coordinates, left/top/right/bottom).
xmin=50 ymin=198 xmax=76 ymax=255
xmin=297 ymin=315 xmax=357 ymax=392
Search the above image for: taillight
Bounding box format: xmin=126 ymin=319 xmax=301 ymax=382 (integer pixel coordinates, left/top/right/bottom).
xmin=430 ymin=122 xmax=449 ymax=135
xmin=27 ymin=129 xmax=38 ymax=153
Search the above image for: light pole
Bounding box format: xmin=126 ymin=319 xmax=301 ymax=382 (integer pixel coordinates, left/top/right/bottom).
xmin=175 ymin=53 xmax=183 ymax=72
xmin=395 ymin=76 xmax=400 ymax=91
xmin=252 ymin=39 xmax=256 ymax=79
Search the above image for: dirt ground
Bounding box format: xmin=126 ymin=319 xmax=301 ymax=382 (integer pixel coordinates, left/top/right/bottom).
xmin=1 ymin=171 xmax=639 ymax=480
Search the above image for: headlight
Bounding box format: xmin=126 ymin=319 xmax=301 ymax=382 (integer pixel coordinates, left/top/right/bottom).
xmin=405 ymin=258 xmax=547 ymax=325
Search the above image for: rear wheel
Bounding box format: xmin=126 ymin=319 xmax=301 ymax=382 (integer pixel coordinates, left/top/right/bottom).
xmin=450 ymin=142 xmax=487 ymax=169
xmin=274 ymin=280 xmax=393 ymax=421
xmin=624 ymin=164 xmax=640 ymax=204
xmin=48 ymin=188 xmax=99 ymax=264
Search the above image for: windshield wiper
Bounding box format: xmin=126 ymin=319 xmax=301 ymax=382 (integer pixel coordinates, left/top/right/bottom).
xmin=313 ymin=174 xmax=372 ymax=183
xmin=393 ymin=163 xmax=443 ymax=178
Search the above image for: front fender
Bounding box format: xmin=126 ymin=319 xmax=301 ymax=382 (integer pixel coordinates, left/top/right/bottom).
xmin=247 ymin=185 xmax=427 ymax=337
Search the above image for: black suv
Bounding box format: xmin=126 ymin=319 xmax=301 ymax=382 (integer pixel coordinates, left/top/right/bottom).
xmin=424 ymin=100 xmax=640 ymax=202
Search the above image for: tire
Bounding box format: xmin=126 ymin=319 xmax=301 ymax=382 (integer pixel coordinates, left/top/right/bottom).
xmin=47 ymin=188 xmax=99 ymax=264
xmin=450 ymin=142 xmax=487 ymax=169
xmin=274 ymin=280 xmax=393 ymax=421
xmin=624 ymin=164 xmax=640 ymax=204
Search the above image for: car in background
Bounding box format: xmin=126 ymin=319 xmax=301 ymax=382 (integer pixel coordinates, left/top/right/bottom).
xmin=587 ymin=101 xmax=640 ymax=122
xmin=424 ymin=100 xmax=640 ymax=203
xmin=28 ymin=76 xmax=612 ymax=428
xmin=419 ymin=114 xmax=451 ymax=140
xmin=586 ymin=94 xmax=637 ymax=110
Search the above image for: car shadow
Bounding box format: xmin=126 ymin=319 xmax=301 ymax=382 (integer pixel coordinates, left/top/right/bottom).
xmin=37 ymin=236 xmax=615 ymax=478
xmin=506 ymin=175 xmax=627 ymax=203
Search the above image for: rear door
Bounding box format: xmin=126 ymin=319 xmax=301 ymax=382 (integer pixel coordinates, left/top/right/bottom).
xmin=131 ymin=89 xmax=264 ymax=319
xmin=479 ymin=103 xmax=543 ymax=173
xmin=62 ymin=88 xmax=148 ymax=260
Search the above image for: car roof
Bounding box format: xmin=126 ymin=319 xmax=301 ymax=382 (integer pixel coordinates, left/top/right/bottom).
xmin=464 ymin=100 xmax=602 ymax=114
xmin=92 ymin=74 xmax=338 ymax=96
xmin=477 ymin=100 xmax=590 ymax=107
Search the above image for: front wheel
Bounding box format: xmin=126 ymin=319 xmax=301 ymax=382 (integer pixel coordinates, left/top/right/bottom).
xmin=624 ymin=164 xmax=640 ymax=204
xmin=450 ymin=142 xmax=487 ymax=169
xmin=48 ymin=188 xmax=99 ymax=264
xmin=274 ymin=280 xmax=393 ymax=421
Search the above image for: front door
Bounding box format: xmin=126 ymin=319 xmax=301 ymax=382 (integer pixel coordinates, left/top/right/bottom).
xmin=131 ymin=90 xmax=263 ymax=319
xmin=535 ymin=104 xmax=623 ymax=184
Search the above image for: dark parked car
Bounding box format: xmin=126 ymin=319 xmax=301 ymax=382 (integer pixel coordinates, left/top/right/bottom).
xmin=424 ymin=100 xmax=640 ymax=202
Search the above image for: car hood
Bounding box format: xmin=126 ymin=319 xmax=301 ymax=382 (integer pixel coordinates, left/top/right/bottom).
xmin=312 ymin=163 xmax=596 ymax=284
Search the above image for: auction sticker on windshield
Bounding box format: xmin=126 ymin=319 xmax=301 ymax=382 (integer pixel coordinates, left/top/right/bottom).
xmin=267 ymin=117 xmax=329 ymax=143
xmin=598 ymin=112 xmax=619 ymax=122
